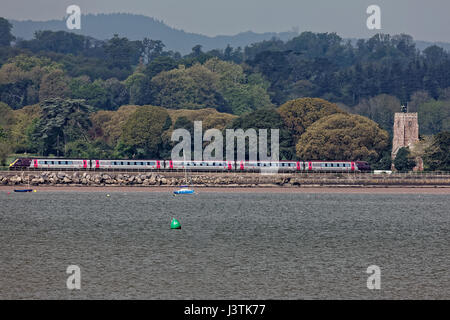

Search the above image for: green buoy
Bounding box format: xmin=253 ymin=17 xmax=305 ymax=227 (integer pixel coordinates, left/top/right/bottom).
xmin=171 ymin=218 xmax=181 ymax=229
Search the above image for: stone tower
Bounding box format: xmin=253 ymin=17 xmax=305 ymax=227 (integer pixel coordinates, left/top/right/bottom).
xmin=391 ymin=106 xmax=421 ymax=170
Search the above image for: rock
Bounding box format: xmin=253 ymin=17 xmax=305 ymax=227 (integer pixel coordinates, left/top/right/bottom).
xmin=63 ymin=177 xmax=72 ymax=184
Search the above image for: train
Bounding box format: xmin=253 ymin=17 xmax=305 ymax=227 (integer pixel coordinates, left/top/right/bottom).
xmin=9 ymin=158 xmax=371 ymax=172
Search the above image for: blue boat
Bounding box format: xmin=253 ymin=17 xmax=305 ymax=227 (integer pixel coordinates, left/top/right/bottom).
xmin=174 ymin=186 xmax=195 ymax=195
xmin=14 ymin=189 xmax=33 ymax=193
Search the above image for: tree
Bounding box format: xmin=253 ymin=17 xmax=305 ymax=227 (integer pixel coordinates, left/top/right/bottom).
xmin=0 ymin=140 xmax=11 ymax=166
xmin=352 ymin=94 xmax=401 ymax=134
xmin=151 ymin=64 xmax=224 ymax=110
xmin=10 ymin=104 xmax=42 ymax=153
xmin=0 ymin=18 xmax=15 ymax=47
xmin=69 ymin=77 xmax=109 ymax=108
xmin=296 ymin=113 xmax=389 ymax=162
xmin=102 ymin=78 xmax=129 ymax=110
xmin=120 ymin=105 xmax=172 ymax=158
xmin=66 ymin=139 xmax=112 ymax=159
xmin=278 ymin=98 xmax=345 ymax=141
xmin=423 ymin=132 xmax=450 ymax=171
xmin=31 ymin=98 xmax=94 ymax=156
xmin=394 ymin=147 xmax=416 ymax=171
xmin=144 ymin=56 xmax=178 ymax=79
xmin=418 ymin=99 xmax=450 ymax=135
xmin=104 ymin=34 xmax=141 ymax=70
xmin=228 ymin=107 xmax=294 ymax=160
xmin=124 ymin=72 xmax=152 ymax=105
xmin=140 ymin=38 xmax=165 ymax=63
xmin=90 ymin=105 xmax=138 ymax=146
xmin=204 ymin=58 xmax=273 ymax=115
xmin=0 ymin=124 xmax=11 ymax=165
xmin=0 ymin=54 xmax=62 ymax=108
xmin=39 ymin=69 xmax=70 ymax=101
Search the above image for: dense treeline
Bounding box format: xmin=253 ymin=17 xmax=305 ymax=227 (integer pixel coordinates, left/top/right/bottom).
xmin=0 ymin=17 xmax=449 ymax=170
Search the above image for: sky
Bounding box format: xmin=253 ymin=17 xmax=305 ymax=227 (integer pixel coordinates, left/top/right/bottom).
xmin=1 ymin=0 xmax=450 ymax=42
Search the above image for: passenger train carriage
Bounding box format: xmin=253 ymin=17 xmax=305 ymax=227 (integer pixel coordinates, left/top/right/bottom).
xmin=167 ymin=160 xmax=234 ymax=170
xmin=9 ymin=158 xmax=371 ymax=172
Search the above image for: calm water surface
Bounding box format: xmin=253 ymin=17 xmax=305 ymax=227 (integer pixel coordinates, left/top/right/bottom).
xmin=0 ymin=191 xmax=448 ymax=299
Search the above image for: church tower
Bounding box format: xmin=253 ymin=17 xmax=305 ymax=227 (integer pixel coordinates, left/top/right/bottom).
xmin=391 ymin=105 xmax=421 ymax=170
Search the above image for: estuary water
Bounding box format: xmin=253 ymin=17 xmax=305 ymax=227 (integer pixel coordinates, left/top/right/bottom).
xmin=0 ymin=190 xmax=448 ymax=299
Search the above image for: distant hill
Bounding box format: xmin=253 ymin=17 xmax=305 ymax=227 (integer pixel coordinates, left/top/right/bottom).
xmin=10 ymin=13 xmax=299 ymax=54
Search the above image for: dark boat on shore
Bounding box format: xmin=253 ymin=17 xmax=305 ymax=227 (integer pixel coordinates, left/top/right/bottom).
xmin=14 ymin=189 xmax=33 ymax=193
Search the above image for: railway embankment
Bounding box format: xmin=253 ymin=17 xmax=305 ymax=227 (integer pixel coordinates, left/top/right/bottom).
xmin=1 ymin=171 xmax=450 ymax=187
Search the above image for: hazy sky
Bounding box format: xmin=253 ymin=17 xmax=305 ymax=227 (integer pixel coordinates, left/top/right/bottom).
xmin=1 ymin=0 xmax=450 ymax=42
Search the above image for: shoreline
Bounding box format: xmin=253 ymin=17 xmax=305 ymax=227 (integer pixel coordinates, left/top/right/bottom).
xmin=2 ymin=185 xmax=450 ymax=194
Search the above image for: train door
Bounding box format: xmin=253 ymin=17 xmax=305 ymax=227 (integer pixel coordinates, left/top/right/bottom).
xmin=308 ymin=161 xmax=312 ymax=171
xmin=156 ymin=160 xmax=161 ymax=169
xmin=33 ymin=159 xmax=38 ymax=168
xmin=351 ymin=162 xmax=355 ymax=171
xmin=240 ymin=161 xmax=244 ymax=170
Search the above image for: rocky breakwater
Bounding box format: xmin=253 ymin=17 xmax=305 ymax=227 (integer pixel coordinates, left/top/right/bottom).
xmin=1 ymin=172 xmax=449 ymax=187
xmin=0 ymin=172 xmax=289 ymax=187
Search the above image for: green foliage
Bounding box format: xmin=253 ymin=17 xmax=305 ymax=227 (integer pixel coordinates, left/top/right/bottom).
xmin=423 ymin=132 xmax=450 ymax=171
xmin=104 ymin=34 xmax=141 ymax=70
xmin=278 ymin=98 xmax=344 ymax=141
xmin=394 ymin=147 xmax=416 ymax=171
xmin=144 ymin=56 xmax=178 ymax=79
xmin=39 ymin=69 xmax=70 ymax=101
xmin=418 ymin=99 xmax=450 ymax=135
xmin=0 ymin=120 xmax=11 ymax=165
xmin=0 ymin=18 xmax=15 ymax=47
xmin=353 ymin=94 xmax=401 ymax=134
xmin=204 ymin=58 xmax=273 ymax=115
xmin=120 ymin=105 xmax=172 ymax=158
xmin=17 ymin=30 xmax=93 ymax=55
xmin=0 ymin=140 xmax=11 ymax=166
xmin=296 ymin=113 xmax=389 ymax=162
xmin=0 ymin=54 xmax=62 ymax=108
xmin=228 ymin=107 xmax=294 ymax=160
xmin=69 ymin=77 xmax=109 ymax=108
xmin=66 ymin=139 xmax=112 ymax=159
xmin=31 ymin=98 xmax=94 ymax=156
xmin=152 ymin=64 xmax=225 ymax=111
xmin=124 ymin=72 xmax=152 ymax=105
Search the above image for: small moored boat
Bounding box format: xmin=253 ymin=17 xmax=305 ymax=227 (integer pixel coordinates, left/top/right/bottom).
xmin=14 ymin=189 xmax=33 ymax=193
xmin=174 ymin=186 xmax=194 ymax=195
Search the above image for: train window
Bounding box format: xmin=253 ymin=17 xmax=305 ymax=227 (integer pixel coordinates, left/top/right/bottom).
xmin=120 ymin=162 xmax=124 ymax=165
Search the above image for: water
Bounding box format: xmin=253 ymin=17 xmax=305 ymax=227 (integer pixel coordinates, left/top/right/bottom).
xmin=0 ymin=191 xmax=448 ymax=299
